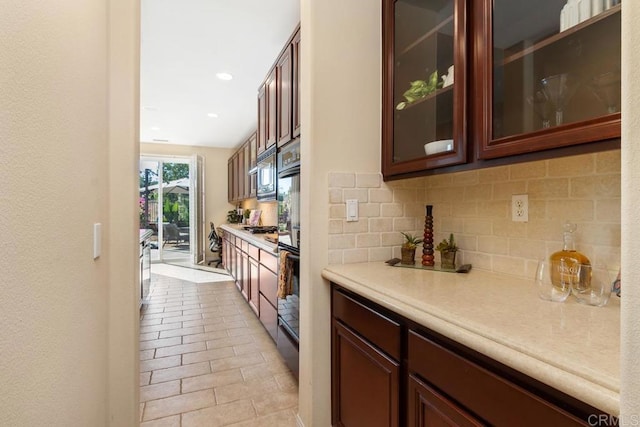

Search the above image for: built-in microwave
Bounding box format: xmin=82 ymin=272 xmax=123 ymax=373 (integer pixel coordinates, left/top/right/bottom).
xmin=256 ymin=145 xmax=277 ymax=201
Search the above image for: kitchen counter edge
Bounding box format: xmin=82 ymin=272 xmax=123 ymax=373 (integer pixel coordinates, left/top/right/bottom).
xmin=219 ymin=224 xmax=278 ymax=253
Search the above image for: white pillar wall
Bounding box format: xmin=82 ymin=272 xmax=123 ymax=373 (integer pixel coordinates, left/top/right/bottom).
xmin=620 ymin=2 xmax=640 ymax=420
xmin=298 ymin=0 xmax=382 ymax=425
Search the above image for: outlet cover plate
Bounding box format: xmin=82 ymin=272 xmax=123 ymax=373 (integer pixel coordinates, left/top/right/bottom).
xmin=512 ymin=194 xmax=529 ymax=222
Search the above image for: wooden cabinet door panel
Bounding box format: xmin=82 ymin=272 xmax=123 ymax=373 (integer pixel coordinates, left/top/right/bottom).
xmin=277 ymin=45 xmax=292 ymax=145
xmin=259 ymin=261 xmax=278 ymax=308
xmin=259 ymin=294 xmax=277 ymax=342
xmin=257 ymin=85 xmax=267 ymax=154
xmin=240 ymin=248 xmax=249 ymax=301
xmin=249 ymin=257 xmax=259 ymax=315
xmin=332 ymin=320 xmax=399 ymax=427
xmin=266 ymin=68 xmax=277 ymax=149
xmin=292 ymin=28 xmax=301 ymax=139
xmin=408 ymin=330 xmax=586 ymax=427
xmin=408 ymin=374 xmax=484 ymax=427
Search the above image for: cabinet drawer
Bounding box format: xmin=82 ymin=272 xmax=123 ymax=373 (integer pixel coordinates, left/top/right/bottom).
xmin=249 ymin=244 xmax=259 ymax=260
xmin=408 ymin=330 xmax=586 ymax=427
xmin=259 ymin=264 xmax=278 ymax=308
xmin=260 ymin=249 xmax=278 ymax=273
xmin=259 ymin=294 xmax=277 ymax=342
xmin=332 ymin=289 xmax=401 ymax=361
xmin=241 ymin=239 xmax=249 ymax=253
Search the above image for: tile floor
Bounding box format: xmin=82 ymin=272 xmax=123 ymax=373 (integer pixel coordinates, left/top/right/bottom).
xmin=140 ymin=266 xmax=299 ymax=426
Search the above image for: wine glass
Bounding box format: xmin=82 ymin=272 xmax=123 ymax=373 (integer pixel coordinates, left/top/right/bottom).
xmin=527 ymin=90 xmax=552 ymax=129
xmin=541 ymin=74 xmax=577 ymax=126
xmin=590 ymin=71 xmax=621 ymax=114
xmin=535 ymin=258 xmax=572 ymax=302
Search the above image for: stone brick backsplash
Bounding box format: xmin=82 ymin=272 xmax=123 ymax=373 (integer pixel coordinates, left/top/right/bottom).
xmin=328 ymin=150 xmax=621 ymax=280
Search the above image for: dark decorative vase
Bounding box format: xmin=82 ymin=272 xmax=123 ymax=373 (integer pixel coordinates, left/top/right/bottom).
xmin=440 ymin=250 xmax=456 ymax=270
xmin=401 ymin=247 xmax=416 ymax=265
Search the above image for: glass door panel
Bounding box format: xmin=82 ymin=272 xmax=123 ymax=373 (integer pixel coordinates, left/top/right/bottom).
xmin=382 ymin=0 xmax=467 ymax=178
xmin=478 ymin=0 xmax=621 ymax=158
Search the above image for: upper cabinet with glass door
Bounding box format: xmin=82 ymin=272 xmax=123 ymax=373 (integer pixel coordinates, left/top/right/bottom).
xmin=382 ymin=0 xmax=468 ymax=178
xmin=475 ymin=0 xmax=621 ymax=159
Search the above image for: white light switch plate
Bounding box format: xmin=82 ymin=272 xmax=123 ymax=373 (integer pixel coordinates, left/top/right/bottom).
xmin=93 ymin=223 xmax=102 ymax=259
xmin=346 ymin=199 xmax=358 ymax=222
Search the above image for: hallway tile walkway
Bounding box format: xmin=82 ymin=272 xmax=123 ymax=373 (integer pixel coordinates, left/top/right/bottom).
xmin=139 ymin=271 xmax=298 ymax=426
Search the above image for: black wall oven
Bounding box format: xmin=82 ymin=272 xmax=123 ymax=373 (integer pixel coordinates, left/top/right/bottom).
xmin=276 ymin=140 xmax=300 ymax=378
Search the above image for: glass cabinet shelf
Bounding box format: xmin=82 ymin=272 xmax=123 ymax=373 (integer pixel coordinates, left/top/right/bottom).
xmin=501 ymin=4 xmax=620 ymax=66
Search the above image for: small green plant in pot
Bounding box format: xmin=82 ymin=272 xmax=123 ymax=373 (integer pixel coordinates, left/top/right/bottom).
xmin=400 ymin=232 xmax=423 ymax=265
xmin=435 ymin=233 xmax=458 ymax=270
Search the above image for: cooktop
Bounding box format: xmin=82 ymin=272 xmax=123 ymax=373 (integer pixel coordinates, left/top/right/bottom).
xmin=244 ymin=225 xmax=278 ymax=234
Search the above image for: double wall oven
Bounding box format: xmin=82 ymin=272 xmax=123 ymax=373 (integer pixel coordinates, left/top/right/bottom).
xmin=276 ymin=140 xmax=301 ymax=378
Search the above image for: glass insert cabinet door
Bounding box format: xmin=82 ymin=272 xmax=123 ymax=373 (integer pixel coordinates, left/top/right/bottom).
xmin=382 ymin=0 xmax=468 ymax=178
xmin=475 ymin=0 xmax=621 ymax=159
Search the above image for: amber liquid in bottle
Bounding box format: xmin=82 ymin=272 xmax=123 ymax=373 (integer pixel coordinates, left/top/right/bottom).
xmin=549 ymin=222 xmax=591 ymax=294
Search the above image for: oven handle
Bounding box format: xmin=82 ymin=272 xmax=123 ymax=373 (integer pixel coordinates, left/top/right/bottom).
xmin=278 ymin=165 xmax=300 ymax=179
xmin=285 ymin=252 xmax=300 ymax=261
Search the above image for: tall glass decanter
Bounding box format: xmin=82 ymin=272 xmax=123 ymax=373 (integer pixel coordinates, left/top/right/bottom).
xmin=549 ymin=222 xmax=591 ymax=295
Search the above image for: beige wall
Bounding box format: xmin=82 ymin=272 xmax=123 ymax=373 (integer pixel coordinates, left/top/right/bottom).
xmin=140 ymin=142 xmax=235 ymax=260
xmin=299 ymin=0 xmax=381 ymax=425
xmin=620 ymin=1 xmax=640 ymax=418
xmin=328 ymin=151 xmax=621 ymax=279
xmin=0 ymin=0 xmax=139 ymax=425
xmin=109 ymin=0 xmax=140 ymax=424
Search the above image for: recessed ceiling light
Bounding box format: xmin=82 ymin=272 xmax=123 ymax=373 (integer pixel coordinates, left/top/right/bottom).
xmin=216 ymin=72 xmax=233 ymax=81
xmin=151 ymin=127 xmax=160 ymax=131
xmin=142 ymin=106 xmax=158 ymax=111
xmin=207 ymin=113 xmax=218 ymax=118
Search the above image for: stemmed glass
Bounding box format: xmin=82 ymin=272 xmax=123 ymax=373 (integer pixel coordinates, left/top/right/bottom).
xmin=590 ymin=71 xmax=621 ymax=114
xmin=541 ymin=74 xmax=577 ymax=126
xmin=527 ymin=90 xmax=552 ymax=129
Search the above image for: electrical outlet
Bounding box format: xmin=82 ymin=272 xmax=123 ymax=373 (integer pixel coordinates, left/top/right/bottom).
xmin=512 ymin=194 xmax=529 ymax=222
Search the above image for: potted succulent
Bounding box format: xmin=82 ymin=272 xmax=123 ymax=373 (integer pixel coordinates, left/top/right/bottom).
xmin=400 ymin=232 xmax=423 ymax=265
xmin=435 ymin=233 xmax=458 ymax=270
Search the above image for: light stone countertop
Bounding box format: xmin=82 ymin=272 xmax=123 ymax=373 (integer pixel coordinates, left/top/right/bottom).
xmin=322 ymin=262 xmax=620 ymax=416
xmin=139 ymin=229 xmax=153 ymax=243
xmin=219 ymin=223 xmax=278 ymax=254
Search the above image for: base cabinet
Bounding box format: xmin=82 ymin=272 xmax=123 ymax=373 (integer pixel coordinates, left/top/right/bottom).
xmin=408 ymin=374 xmax=483 ymax=427
xmin=332 ymin=320 xmax=399 ymax=427
xmin=331 ymin=284 xmax=613 ymax=427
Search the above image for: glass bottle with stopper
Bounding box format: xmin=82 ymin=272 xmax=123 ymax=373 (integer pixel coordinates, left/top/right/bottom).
xmin=549 ymin=221 xmax=591 ymax=295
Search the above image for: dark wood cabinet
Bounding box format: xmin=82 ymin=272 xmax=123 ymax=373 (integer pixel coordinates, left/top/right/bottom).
xmin=248 ymin=133 xmax=257 ymax=198
xmin=249 ymin=255 xmax=259 ymax=315
xmin=332 ymin=320 xmax=400 ymax=427
xmin=259 ymin=249 xmax=278 ymax=342
xmin=381 ymin=0 xmax=621 ymax=180
xmin=408 ymin=374 xmax=483 ymax=427
xmin=257 ymin=85 xmax=267 ymax=155
xmin=382 ymin=0 xmax=468 ymax=178
xmin=227 ymin=158 xmax=234 ymax=203
xmin=265 ymin=68 xmax=277 ymax=149
xmin=256 ymin=25 xmax=301 ymax=155
xmin=227 ymin=132 xmax=257 ymax=202
xmin=277 ymin=45 xmax=293 ymax=146
xmin=332 ymin=288 xmax=401 ymax=427
xmin=292 ymin=28 xmax=301 ymax=139
xmin=330 ymin=285 xmax=612 ymax=427
xmin=474 ymin=2 xmax=621 ymax=159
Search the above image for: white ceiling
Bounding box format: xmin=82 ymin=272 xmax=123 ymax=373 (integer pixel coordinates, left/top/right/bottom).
xmin=140 ymin=0 xmax=300 ymax=148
